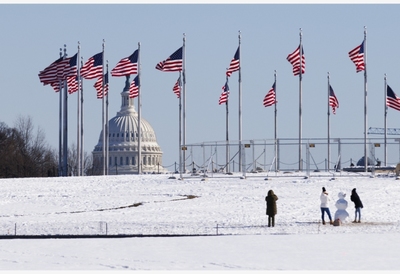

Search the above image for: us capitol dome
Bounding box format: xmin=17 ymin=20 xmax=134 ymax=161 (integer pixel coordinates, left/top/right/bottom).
xmin=92 ymin=76 xmax=168 ymax=175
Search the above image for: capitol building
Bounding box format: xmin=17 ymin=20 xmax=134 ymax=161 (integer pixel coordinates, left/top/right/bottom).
xmin=92 ymin=77 xmax=168 ymax=175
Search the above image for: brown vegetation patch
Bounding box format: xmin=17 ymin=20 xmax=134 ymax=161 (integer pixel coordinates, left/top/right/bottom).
xmin=51 ymin=196 xmax=198 ymax=215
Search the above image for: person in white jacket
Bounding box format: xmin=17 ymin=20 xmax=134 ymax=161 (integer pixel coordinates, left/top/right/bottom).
xmin=320 ymin=187 xmax=333 ymax=225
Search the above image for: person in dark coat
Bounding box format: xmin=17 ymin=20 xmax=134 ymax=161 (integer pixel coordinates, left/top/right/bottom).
xmin=350 ymin=188 xmax=363 ymax=223
xmin=265 ymin=189 xmax=278 ymax=227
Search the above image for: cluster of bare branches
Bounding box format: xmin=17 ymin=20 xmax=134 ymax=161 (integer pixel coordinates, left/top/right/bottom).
xmin=67 ymin=143 xmax=93 ymax=176
xmin=0 ymin=115 xmax=96 ymax=178
xmin=0 ymin=115 xmax=58 ymax=178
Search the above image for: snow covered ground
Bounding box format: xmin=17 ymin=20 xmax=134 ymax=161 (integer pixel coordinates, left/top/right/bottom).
xmin=0 ymin=170 xmax=400 ymax=270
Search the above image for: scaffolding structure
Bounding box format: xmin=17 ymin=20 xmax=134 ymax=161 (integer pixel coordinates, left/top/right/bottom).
xmin=368 ymin=127 xmax=400 ymax=135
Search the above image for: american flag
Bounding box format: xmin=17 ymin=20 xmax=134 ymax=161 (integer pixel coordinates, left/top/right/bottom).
xmin=39 ymin=55 xmax=79 ymax=93
xmin=287 ymin=45 xmax=305 ymax=76
xmin=62 ymin=53 xmax=78 ymax=80
xmin=63 ymin=53 xmax=79 ymax=94
xmin=226 ymin=47 xmax=239 ymax=77
xmin=67 ymin=75 xmax=79 ymax=94
xmin=387 ymin=85 xmax=400 ymax=112
xmin=219 ymin=80 xmax=230 ymax=105
xmin=49 ymin=81 xmax=62 ymax=93
xmin=38 ymin=57 xmax=68 ymax=86
xmin=81 ymin=52 xmax=103 ymax=79
xmin=155 ymin=47 xmax=183 ymax=72
xmin=38 ymin=57 xmax=62 ymax=84
xmin=329 ymin=85 xmax=339 ymax=114
xmin=348 ymin=41 xmax=365 ymax=73
xmin=263 ymin=82 xmax=276 ymax=107
xmin=111 ymin=50 xmax=138 ymax=77
xmin=172 ymin=76 xmax=181 ymax=98
xmin=129 ymin=75 xmax=139 ymax=99
xmin=93 ymin=72 xmax=108 ymax=99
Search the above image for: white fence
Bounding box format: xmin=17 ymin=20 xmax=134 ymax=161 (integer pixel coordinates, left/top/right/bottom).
xmin=1 ymin=219 xmax=400 ymax=237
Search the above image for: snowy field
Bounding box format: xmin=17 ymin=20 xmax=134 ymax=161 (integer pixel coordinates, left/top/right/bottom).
xmin=1 ymin=170 xmax=400 ymax=271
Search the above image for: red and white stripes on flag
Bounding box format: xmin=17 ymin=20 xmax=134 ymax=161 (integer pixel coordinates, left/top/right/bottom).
xmin=387 ymin=85 xmax=400 ymax=112
xmin=49 ymin=81 xmax=61 ymax=92
xmin=38 ymin=53 xmax=78 ymax=92
xmin=287 ymin=45 xmax=305 ymax=76
xmin=218 ymin=91 xmax=229 ymax=105
xmin=81 ymin=52 xmax=103 ymax=80
xmin=129 ymin=75 xmax=139 ymax=99
xmin=329 ymin=85 xmax=339 ymax=114
xmin=172 ymin=76 xmax=181 ymax=98
xmin=263 ymin=82 xmax=276 ymax=107
xmin=67 ymin=76 xmax=79 ymax=94
xmin=93 ymin=73 xmax=108 ymax=99
xmin=155 ymin=47 xmax=183 ymax=72
xmin=226 ymin=47 xmax=239 ymax=77
xmin=38 ymin=57 xmax=64 ymax=86
xmin=219 ymin=80 xmax=230 ymax=105
xmin=62 ymin=53 xmax=78 ymax=80
xmin=348 ymin=41 xmax=365 ymax=73
xmin=111 ymin=50 xmax=138 ymax=77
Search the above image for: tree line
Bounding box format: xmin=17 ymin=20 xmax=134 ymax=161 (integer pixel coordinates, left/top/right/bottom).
xmin=0 ymin=115 xmax=92 ymax=178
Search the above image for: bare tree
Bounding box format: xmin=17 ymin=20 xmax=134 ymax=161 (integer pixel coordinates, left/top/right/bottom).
xmin=10 ymin=115 xmax=57 ymax=177
xmin=67 ymin=143 xmax=78 ymax=176
xmin=68 ymin=143 xmax=94 ymax=176
xmin=0 ymin=122 xmax=20 ymax=177
xmin=82 ymin=151 xmax=93 ymax=176
xmin=0 ymin=115 xmax=97 ymax=178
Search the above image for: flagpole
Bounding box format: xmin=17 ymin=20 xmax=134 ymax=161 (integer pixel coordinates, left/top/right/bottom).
xmin=58 ymin=48 xmax=63 ymax=176
xmin=225 ymin=75 xmax=230 ymax=173
xmin=137 ymin=42 xmax=142 ymax=175
xmin=178 ymin=71 xmax=183 ymax=179
xmin=363 ymin=26 xmax=368 ymax=172
xmin=274 ymin=70 xmax=278 ymax=172
xmin=182 ymin=33 xmax=186 ymax=176
xmin=327 ymin=72 xmax=331 ymax=172
xmin=298 ymin=28 xmax=303 ymax=171
xmin=102 ymin=40 xmax=106 ymax=175
xmin=63 ymin=45 xmax=68 ymax=176
xmin=384 ymin=73 xmax=387 ymax=166
xmin=80 ymin=56 xmax=84 ymax=176
xmin=238 ymin=30 xmax=242 ymax=173
xmin=105 ymin=59 xmax=109 ymax=175
xmin=76 ymin=42 xmax=81 ymax=176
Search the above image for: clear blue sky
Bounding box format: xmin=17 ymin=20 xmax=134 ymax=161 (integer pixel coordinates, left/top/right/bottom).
xmin=1 ymin=3 xmax=399 ymax=169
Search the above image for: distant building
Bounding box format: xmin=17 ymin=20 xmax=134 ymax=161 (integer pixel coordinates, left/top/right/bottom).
xmin=92 ymin=76 xmax=167 ymax=175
